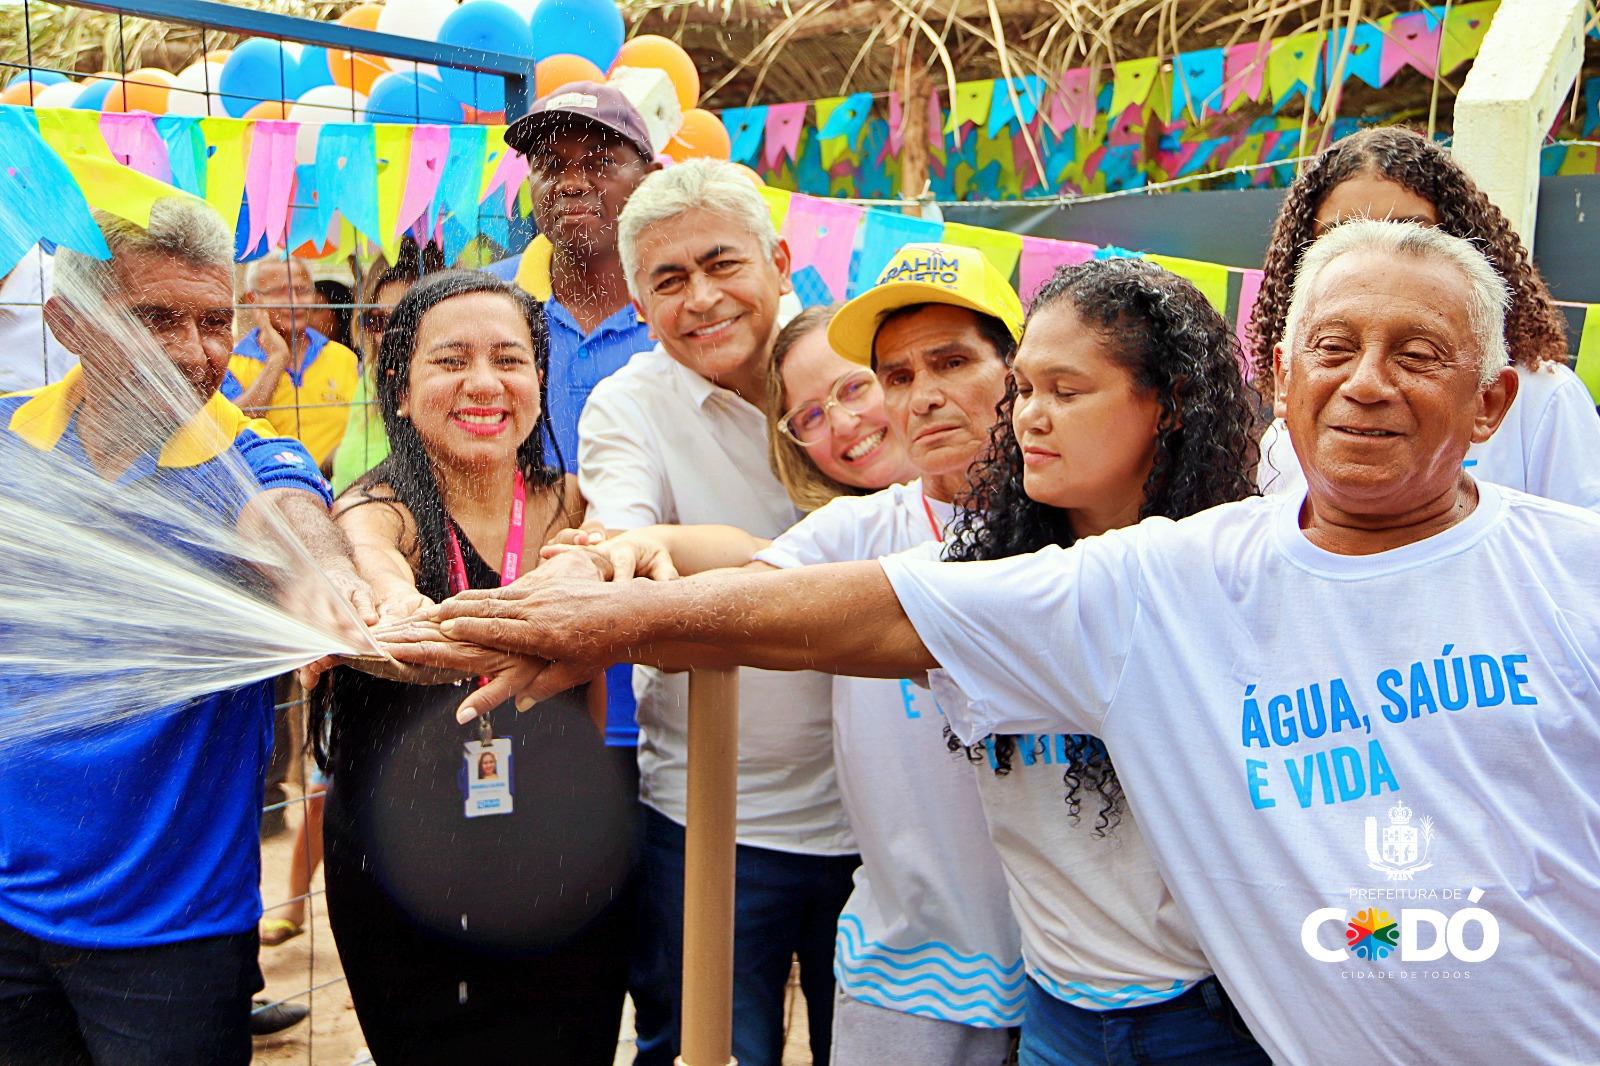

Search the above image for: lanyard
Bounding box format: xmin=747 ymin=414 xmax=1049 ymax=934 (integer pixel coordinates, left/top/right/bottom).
xmin=443 ymin=469 xmax=526 ymax=741
xmin=921 ymin=490 xmax=945 ymax=540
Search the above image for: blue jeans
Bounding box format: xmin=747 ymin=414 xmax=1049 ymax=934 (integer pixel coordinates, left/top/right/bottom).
xmin=1020 ymin=976 xmax=1270 ymax=1066
xmin=631 ymin=805 xmax=858 ymax=1066
xmin=0 ymin=919 xmax=261 ymax=1066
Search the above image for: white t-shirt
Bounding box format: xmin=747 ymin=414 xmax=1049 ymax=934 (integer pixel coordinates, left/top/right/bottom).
xmin=0 ymin=247 xmax=76 ymax=395
xmin=578 ymin=346 xmax=851 ymax=855
xmin=754 ymin=482 xmax=1024 ymax=1027
xmin=1259 ymin=361 xmax=1600 ymax=510
xmin=882 ymin=484 xmax=1600 ymax=1065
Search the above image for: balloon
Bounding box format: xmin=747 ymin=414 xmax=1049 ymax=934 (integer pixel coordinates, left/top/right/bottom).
xmin=31 ymin=80 xmax=85 ymax=109
xmin=364 ymin=70 xmax=463 ymax=124
xmin=610 ymin=35 xmax=698 ymax=111
xmin=376 ymin=0 xmax=460 ymax=43
xmin=103 ymin=68 xmax=177 ymax=114
xmin=72 ymin=73 xmax=118 ymax=111
xmin=732 ymin=163 xmax=765 ymax=188
xmin=0 ymin=78 xmax=54 ymax=106
xmin=167 ymin=61 xmax=227 ymax=117
xmin=243 ymin=100 xmax=293 ymax=120
xmin=289 ymin=85 xmax=369 ymax=162
xmin=534 ymin=53 xmax=604 ymax=98
xmin=663 ymin=107 xmax=730 ymax=162
xmin=331 ymin=5 xmax=391 ymax=96
xmin=437 ymin=1 xmax=532 ymax=112
xmin=205 ymin=50 xmax=232 ymax=64
xmin=5 ymin=69 xmax=67 ymax=89
xmin=529 ymin=0 xmax=625 ymax=70
xmin=291 ymin=46 xmax=335 ymax=96
xmin=219 ymin=39 xmax=297 ymax=116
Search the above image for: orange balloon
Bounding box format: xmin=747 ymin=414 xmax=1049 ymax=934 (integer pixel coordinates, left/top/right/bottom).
xmin=611 ymin=34 xmax=699 ymax=112
xmin=732 ymin=163 xmax=765 ymax=188
xmin=102 ymin=67 xmax=176 ymax=114
xmin=205 ymin=50 xmax=232 ymax=64
xmin=663 ymin=108 xmax=730 ymax=163
xmin=535 ymin=54 xmax=605 ymax=99
xmin=0 ymin=81 xmax=43 ymax=106
xmin=331 ymin=4 xmax=391 ymax=96
xmin=243 ymin=99 xmax=293 ymax=120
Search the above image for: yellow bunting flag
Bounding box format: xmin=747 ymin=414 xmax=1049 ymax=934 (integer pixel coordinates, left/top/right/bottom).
xmin=200 ymin=117 xmax=249 ymax=231
xmin=1147 ymin=253 xmax=1231 ymax=314
xmin=759 ymin=185 xmax=792 ymax=232
xmin=1440 ymin=1 xmax=1499 ymax=75
xmin=480 ymin=126 xmax=509 ymax=201
xmin=943 ymin=222 xmax=1023 ymax=282
xmin=1109 ymin=57 xmax=1160 ymax=117
xmin=35 ymin=108 xmax=192 ymax=227
xmin=1577 ymin=308 xmax=1600 ymax=405
xmin=951 ymin=81 xmax=996 ymax=134
xmin=374 ymin=124 xmax=412 ymax=262
xmin=1268 ymin=32 xmax=1324 ymax=103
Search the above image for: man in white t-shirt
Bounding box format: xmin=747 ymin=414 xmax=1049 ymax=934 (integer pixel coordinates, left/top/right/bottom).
xmin=424 ymin=221 xmax=1600 ymax=1064
xmin=577 ymin=159 xmax=855 ymax=1066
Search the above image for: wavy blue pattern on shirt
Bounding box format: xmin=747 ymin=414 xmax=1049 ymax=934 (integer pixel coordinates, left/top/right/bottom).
xmin=1027 ymin=964 xmax=1190 ymax=1010
xmin=835 ymin=913 xmax=1027 ymax=1026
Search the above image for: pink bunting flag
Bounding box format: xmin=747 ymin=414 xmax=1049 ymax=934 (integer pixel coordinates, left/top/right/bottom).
xmin=482 ymin=147 xmax=529 ymax=216
xmin=1019 ymin=236 xmax=1096 ymax=306
xmin=244 ymin=120 xmax=299 ymax=251
xmin=1380 ymin=11 xmax=1442 ymax=84
xmin=780 ymin=194 xmax=862 ymax=304
xmin=1048 ymin=69 xmax=1096 ymax=131
xmin=1223 ymin=42 xmax=1268 ymax=109
xmin=1014 ymin=128 xmax=1044 ymax=188
xmin=1235 ymin=268 xmax=1265 ymax=380
xmin=927 ymin=89 xmax=944 ymax=151
xmin=397 ymin=125 xmax=450 ymax=236
xmin=764 ymin=102 xmax=809 ymax=169
xmin=1107 ymin=103 xmax=1146 ymax=147
xmin=99 ymin=112 xmax=171 ymax=184
xmin=887 ymin=91 xmax=905 ymax=154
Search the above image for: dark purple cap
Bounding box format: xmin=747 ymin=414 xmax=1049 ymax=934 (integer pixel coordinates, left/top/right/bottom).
xmin=506 ymin=81 xmax=653 ymax=161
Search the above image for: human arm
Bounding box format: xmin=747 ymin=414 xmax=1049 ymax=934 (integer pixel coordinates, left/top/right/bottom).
xmin=574 ymin=385 xmax=671 ymax=529
xmin=541 ymin=523 xmax=774 ymax=580
xmin=1522 ymin=363 xmax=1600 ymax=511
xmin=231 ymin=310 xmax=295 ymax=415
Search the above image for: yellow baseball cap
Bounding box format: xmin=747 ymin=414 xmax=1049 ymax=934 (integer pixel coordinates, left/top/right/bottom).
xmin=828 ymin=242 xmax=1025 ymax=366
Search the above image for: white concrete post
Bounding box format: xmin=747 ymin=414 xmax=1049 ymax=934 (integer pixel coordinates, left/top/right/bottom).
xmin=1452 ymin=0 xmax=1587 ymax=248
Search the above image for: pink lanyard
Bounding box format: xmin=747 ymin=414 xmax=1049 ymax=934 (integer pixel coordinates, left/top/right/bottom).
xmin=921 ymin=490 xmax=944 ymax=540
xmin=444 ymin=471 xmax=527 ymax=713
xmin=444 ymin=469 xmax=527 ymax=596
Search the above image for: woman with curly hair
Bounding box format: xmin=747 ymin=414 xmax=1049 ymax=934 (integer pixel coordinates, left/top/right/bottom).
xmin=933 ymin=256 xmax=1265 ymax=1064
xmin=1247 ymin=126 xmax=1600 ymax=508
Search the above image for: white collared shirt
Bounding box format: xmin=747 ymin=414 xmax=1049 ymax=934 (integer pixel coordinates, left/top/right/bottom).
xmin=578 ymin=345 xmax=853 ymax=855
xmin=0 ymin=248 xmax=76 ymax=395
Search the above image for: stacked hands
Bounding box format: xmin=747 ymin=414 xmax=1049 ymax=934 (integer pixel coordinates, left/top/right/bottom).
xmin=308 ymin=528 xmax=681 ymax=724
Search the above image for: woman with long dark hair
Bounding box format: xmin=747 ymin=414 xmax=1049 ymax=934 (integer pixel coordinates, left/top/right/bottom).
xmin=314 ymin=271 xmax=631 ymax=1064
xmin=1246 ymin=126 xmax=1600 ymax=508
xmin=942 ymin=257 xmax=1266 ymax=1064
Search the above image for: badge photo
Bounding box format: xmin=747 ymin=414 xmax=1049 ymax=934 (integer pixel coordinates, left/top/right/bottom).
xmin=463 ymin=738 xmax=514 ymax=818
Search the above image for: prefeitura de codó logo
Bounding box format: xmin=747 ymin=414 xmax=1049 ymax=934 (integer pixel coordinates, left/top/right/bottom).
xmin=1300 ymin=804 xmax=1499 ymax=968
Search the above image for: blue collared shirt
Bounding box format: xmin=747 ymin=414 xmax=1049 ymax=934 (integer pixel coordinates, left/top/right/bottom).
xmin=541 ymin=297 xmax=653 ymax=474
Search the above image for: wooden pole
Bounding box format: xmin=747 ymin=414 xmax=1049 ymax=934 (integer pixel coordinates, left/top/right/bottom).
xmin=897 ymin=42 xmax=931 ymax=217
xmin=677 ymin=667 xmax=740 ymax=1066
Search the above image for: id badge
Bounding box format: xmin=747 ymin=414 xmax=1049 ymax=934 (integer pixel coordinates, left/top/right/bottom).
xmin=463 ymin=738 xmax=513 ymax=818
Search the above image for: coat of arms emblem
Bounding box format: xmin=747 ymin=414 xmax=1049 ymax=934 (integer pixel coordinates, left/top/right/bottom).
xmin=1364 ymin=801 xmax=1435 ymax=881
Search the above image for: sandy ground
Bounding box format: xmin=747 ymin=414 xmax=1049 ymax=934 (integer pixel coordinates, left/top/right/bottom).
xmin=252 ymin=771 xmax=812 ymax=1066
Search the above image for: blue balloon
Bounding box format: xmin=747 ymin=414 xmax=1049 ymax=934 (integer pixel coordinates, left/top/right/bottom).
xmin=438 ymin=2 xmax=533 ymax=112
xmin=73 ymin=80 xmax=114 ymax=110
xmin=529 ymin=0 xmax=625 ymax=70
xmin=364 ymin=71 xmax=463 ymax=124
xmin=218 ymin=38 xmax=296 ymax=117
xmin=7 ymin=69 xmax=68 ymax=88
xmin=290 ymin=46 xmax=334 ymax=96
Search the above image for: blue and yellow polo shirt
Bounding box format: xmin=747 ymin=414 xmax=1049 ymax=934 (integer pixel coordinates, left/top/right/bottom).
xmin=224 ymin=326 xmax=360 ymax=469
xmin=0 ymin=369 xmax=330 ymax=948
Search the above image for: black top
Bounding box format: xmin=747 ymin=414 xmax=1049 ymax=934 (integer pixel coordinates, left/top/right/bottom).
xmin=324 ymin=524 xmax=633 ymax=949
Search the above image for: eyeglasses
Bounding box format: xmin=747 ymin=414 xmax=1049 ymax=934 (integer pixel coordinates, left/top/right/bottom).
xmin=360 ymin=310 xmax=391 ymax=337
xmin=777 ymin=370 xmax=880 ymax=445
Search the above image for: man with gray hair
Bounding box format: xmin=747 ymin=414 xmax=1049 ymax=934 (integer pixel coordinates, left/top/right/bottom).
xmin=577 ymin=158 xmax=857 ymax=1066
xmin=0 ymin=198 xmax=374 ymax=1065
xmin=420 ymin=221 xmax=1600 ymax=1061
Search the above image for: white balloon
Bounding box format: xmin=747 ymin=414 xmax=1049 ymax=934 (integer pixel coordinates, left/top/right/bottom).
xmin=376 ymin=0 xmax=461 ymax=42
xmin=167 ymin=61 xmax=227 ymax=117
xmin=289 ymin=85 xmax=369 ymax=163
xmin=31 ymin=80 xmax=85 ymax=109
